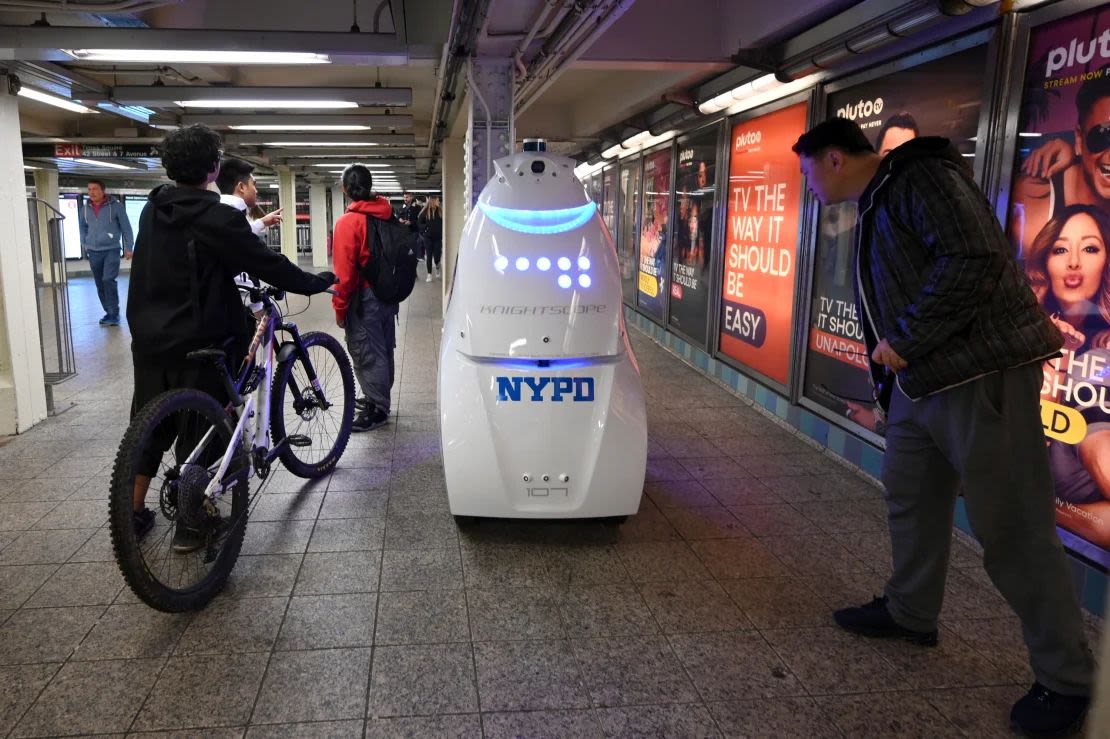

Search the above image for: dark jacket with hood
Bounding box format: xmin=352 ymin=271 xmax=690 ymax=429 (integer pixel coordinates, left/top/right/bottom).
xmin=127 ymin=184 xmax=332 ymax=360
xmin=855 ymin=136 xmax=1062 ymax=401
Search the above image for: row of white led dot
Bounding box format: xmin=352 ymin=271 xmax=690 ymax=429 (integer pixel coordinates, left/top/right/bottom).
xmin=494 ymin=255 xmax=593 ymax=288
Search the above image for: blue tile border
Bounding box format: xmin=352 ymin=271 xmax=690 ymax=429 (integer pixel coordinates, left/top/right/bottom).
xmin=626 ymin=308 xmax=1108 ymax=619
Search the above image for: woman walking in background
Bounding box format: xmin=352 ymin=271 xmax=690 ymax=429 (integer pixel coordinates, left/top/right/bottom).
xmin=419 ymin=195 xmax=443 ymax=281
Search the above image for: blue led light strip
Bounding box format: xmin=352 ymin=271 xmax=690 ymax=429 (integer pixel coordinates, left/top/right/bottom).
xmin=478 ymin=202 xmax=596 ymax=235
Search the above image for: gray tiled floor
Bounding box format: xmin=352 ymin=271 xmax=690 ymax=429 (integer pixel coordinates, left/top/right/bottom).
xmin=0 ymin=273 xmax=1101 ymax=738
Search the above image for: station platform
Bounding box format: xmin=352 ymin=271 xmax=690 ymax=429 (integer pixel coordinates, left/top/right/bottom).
xmin=0 ymin=274 xmax=1099 ymax=738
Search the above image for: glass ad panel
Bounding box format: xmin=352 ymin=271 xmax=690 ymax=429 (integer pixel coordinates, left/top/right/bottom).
xmin=602 ymin=166 xmax=617 ymax=235
xmin=1006 ymin=5 xmax=1110 ymax=564
xmin=637 ymin=145 xmax=673 ymax=322
xmin=58 ymin=195 xmax=82 ymax=259
xmin=618 ymin=158 xmax=641 ymax=306
xmin=802 ymin=44 xmax=989 ymax=433
xmin=669 ymin=126 xmax=718 ymax=346
xmin=718 ymin=102 xmax=808 ymax=385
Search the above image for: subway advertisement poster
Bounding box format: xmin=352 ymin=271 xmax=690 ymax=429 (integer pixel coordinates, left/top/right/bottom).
xmin=718 ymin=102 xmax=807 ymax=385
xmin=1007 ymin=5 xmax=1110 ymax=565
xmin=802 ymin=44 xmax=988 ymax=434
xmin=669 ymin=126 xmax=718 ymax=345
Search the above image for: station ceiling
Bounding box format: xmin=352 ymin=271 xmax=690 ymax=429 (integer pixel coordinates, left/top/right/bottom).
xmin=0 ymin=0 xmax=936 ymax=190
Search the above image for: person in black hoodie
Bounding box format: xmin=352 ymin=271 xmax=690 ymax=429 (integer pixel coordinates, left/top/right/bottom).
xmin=127 ymin=124 xmax=335 ymax=549
xmin=793 ymin=117 xmax=1092 ymax=736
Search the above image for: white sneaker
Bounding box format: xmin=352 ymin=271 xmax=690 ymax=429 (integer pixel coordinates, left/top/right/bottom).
xmin=426 ymin=274 xmax=433 ymax=282
xmin=434 ymin=267 xmax=440 ymax=277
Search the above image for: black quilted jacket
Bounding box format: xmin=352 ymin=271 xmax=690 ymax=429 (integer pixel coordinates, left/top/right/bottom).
xmin=854 ymin=137 xmax=1062 ymax=401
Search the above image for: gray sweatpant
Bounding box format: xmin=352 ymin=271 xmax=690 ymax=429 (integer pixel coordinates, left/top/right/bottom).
xmin=881 ymin=363 xmax=1093 ymax=696
xmin=344 ymin=287 xmax=397 ymax=415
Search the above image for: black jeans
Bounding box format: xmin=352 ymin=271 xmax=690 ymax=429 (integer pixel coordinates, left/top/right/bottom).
xmin=425 ymin=238 xmax=442 ymax=272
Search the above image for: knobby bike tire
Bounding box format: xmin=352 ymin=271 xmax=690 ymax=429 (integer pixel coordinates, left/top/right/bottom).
xmin=270 ymin=331 xmax=356 ymax=478
xmin=108 ymin=389 xmax=249 ymax=612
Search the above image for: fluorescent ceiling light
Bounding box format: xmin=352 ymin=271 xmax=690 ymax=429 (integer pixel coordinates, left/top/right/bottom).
xmin=1019 ymin=132 xmax=1043 ymax=138
xmin=71 ymin=158 xmax=132 ymax=170
xmin=601 ymin=144 xmax=623 ymax=160
xmin=176 ymin=100 xmax=358 ymax=109
xmin=291 ymin=153 xmax=386 ymax=158
xmin=18 ymin=87 xmax=97 ymax=114
xmin=698 ymin=73 xmax=779 ymax=115
xmin=574 ymin=160 xmax=606 ymax=179
xmin=311 ymin=162 xmax=391 ymax=167
xmin=65 ymin=49 xmax=330 ymax=65
xmin=230 ymin=124 xmax=370 ymax=131
xmin=263 ymin=142 xmax=380 ymax=147
xmin=23 ymin=165 xmax=38 ymax=170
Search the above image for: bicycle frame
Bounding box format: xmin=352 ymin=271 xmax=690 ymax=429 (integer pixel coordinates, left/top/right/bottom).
xmin=183 ymin=291 xmax=326 ymax=501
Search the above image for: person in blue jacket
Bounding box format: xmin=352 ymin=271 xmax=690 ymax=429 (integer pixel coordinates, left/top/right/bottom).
xmin=78 ymin=178 xmax=134 ymax=326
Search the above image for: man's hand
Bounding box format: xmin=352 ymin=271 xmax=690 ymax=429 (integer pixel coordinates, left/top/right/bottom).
xmin=1021 ymin=138 xmax=1075 ymax=180
xmin=872 ymin=339 xmax=908 ymax=371
xmin=336 ymin=317 xmax=346 ymax=329
xmin=124 ymin=250 xmax=133 ymax=260
xmin=260 ymin=208 xmax=283 ymax=228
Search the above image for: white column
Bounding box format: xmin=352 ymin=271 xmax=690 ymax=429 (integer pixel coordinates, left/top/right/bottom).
xmin=442 ymin=136 xmax=464 ymax=315
xmin=330 ymin=184 xmax=345 ymax=228
xmin=1091 ymin=602 xmax=1110 ymax=735
xmin=0 ymin=78 xmax=47 ymax=434
xmin=32 ymin=168 xmax=59 ymax=286
xmin=277 ymin=166 xmax=298 ymax=262
xmin=309 ymin=183 xmax=328 ymax=269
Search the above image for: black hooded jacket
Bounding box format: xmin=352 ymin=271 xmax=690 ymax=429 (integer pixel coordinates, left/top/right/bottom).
xmin=127 ymin=184 xmax=331 ymax=360
xmin=854 ymin=136 xmax=1062 ymax=400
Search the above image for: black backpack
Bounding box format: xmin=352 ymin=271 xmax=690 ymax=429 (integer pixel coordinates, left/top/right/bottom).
xmin=359 ymin=214 xmax=419 ymax=304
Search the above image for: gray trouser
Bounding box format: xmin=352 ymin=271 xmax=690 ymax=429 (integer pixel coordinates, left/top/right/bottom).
xmin=344 ymin=287 xmax=397 ymax=414
xmin=882 ymin=363 xmax=1093 ymax=696
xmin=88 ymin=249 xmax=121 ymax=318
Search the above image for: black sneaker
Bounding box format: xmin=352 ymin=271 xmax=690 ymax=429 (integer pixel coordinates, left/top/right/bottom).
xmin=352 ymin=407 xmax=389 ymax=432
xmin=833 ymin=595 xmax=938 ymax=646
xmin=1011 ymin=683 xmax=1089 ymax=737
xmin=355 ymin=397 xmax=371 ymax=411
xmin=132 ymin=507 xmax=155 ymax=539
xmin=171 ymin=525 xmax=205 ymax=554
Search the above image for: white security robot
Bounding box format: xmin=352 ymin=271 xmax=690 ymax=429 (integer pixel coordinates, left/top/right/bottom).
xmin=439 ymin=140 xmax=647 ymax=522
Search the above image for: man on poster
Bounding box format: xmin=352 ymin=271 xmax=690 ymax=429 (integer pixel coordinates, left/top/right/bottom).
xmin=1012 ymin=66 xmax=1110 ymax=255
xmin=794 ymin=117 xmax=1093 ymax=736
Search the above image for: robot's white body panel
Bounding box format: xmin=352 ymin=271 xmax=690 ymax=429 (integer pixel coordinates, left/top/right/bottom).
xmin=438 ymin=150 xmax=647 ymax=518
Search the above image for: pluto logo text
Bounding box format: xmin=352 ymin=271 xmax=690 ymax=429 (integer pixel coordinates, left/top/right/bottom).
xmin=1046 ymin=30 xmax=1110 ymax=78
xmin=735 ymin=130 xmax=762 ymax=148
xmin=496 ymin=376 xmax=595 ymax=402
xmin=837 ymin=97 xmax=884 ymax=121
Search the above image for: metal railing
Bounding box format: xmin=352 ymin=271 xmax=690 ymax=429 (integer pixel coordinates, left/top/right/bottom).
xmin=27 ymin=197 xmax=76 ymax=414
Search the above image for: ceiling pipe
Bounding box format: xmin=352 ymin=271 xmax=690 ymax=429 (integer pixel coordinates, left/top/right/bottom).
xmin=425 ymin=0 xmax=494 ymax=176
xmin=519 ymin=0 xmax=599 ymax=90
xmin=516 ymin=0 xmax=634 ymax=115
xmin=518 ymin=0 xmax=590 ymax=87
xmin=512 ymin=0 xmax=557 ymax=80
xmin=425 ymin=0 xmax=463 ymax=151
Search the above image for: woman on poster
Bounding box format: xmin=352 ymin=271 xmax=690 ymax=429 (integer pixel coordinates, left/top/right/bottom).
xmin=1026 ymin=204 xmax=1110 ymax=546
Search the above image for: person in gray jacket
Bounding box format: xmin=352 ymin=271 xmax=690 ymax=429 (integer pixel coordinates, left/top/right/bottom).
xmin=78 ymin=178 xmax=134 ymax=326
xmin=794 ymin=117 xmax=1093 ymax=737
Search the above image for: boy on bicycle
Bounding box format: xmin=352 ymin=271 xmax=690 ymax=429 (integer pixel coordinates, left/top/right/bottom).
xmin=126 ymin=124 xmax=335 ymax=551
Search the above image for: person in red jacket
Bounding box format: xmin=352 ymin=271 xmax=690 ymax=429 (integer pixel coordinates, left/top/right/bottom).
xmin=332 ymin=164 xmax=398 ymax=431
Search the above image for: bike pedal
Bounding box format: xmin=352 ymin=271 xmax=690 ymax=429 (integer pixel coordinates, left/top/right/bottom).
xmin=287 ymin=434 xmax=312 ymax=448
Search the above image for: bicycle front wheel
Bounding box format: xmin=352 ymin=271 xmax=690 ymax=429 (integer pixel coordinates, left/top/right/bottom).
xmin=270 ymin=331 xmax=355 ymax=478
xmin=109 ymin=389 xmax=249 ymax=612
